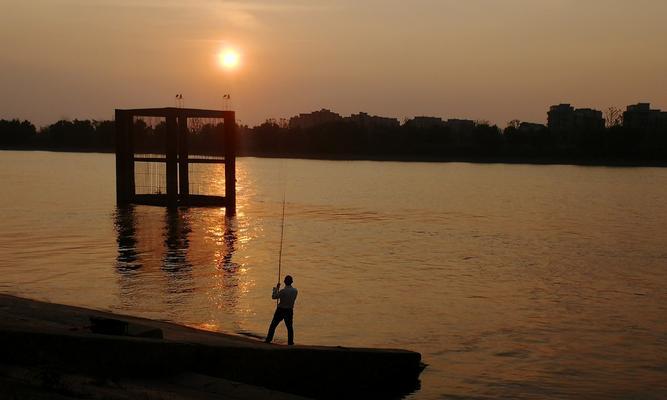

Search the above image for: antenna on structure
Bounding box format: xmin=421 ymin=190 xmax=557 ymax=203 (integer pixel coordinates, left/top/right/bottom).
xmin=223 ymin=94 xmax=231 ymax=111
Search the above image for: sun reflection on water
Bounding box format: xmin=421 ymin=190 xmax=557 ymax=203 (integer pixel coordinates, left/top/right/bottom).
xmin=187 ymin=321 xmax=220 ymax=332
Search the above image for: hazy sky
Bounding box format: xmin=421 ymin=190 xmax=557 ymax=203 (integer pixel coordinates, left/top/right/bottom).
xmin=2 ymin=0 xmax=666 ymax=127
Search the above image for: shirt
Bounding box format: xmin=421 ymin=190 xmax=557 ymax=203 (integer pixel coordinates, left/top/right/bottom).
xmin=272 ymin=285 xmax=298 ymax=309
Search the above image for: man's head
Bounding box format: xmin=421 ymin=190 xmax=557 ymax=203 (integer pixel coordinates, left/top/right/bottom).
xmin=284 ymin=275 xmax=293 ymax=286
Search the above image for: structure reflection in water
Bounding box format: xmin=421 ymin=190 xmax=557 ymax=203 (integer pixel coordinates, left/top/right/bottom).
xmin=162 ymin=209 xmax=194 ymax=304
xmin=114 ymin=206 xmax=140 ymax=272
xmin=112 ymin=204 xmax=257 ymax=327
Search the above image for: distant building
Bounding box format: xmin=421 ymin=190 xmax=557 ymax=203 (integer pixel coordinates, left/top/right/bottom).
xmin=518 ymin=122 xmax=547 ymax=133
xmin=445 ymin=119 xmax=475 ymax=135
xmin=547 ymin=104 xmax=575 ymax=131
xmin=574 ymin=108 xmax=605 ymax=131
xmin=548 ymin=104 xmax=604 ymax=131
xmin=623 ymin=103 xmax=667 ymax=132
xmin=405 ymin=116 xmax=445 ymax=129
xmin=345 ymin=112 xmax=399 ymax=129
xmin=289 ymin=109 xmax=342 ymax=130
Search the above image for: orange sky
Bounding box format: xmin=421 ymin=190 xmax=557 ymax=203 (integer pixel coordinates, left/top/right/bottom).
xmin=1 ymin=0 xmax=666 ymax=127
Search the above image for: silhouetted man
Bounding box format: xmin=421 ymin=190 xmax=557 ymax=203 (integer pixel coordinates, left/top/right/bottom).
xmin=265 ymin=275 xmax=298 ymax=345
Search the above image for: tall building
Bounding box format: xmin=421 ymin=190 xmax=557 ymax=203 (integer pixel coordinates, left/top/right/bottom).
xmin=288 ymin=109 xmax=342 ymax=130
xmin=404 ymin=116 xmax=445 ymax=129
xmin=345 ymin=112 xmax=399 ymax=129
xmin=573 ymin=108 xmax=605 ymax=131
xmin=445 ymin=119 xmax=475 ymax=135
xmin=518 ymin=122 xmax=546 ymax=133
xmin=623 ymin=103 xmax=667 ymax=132
xmin=548 ymin=104 xmax=604 ymax=131
xmin=547 ymin=104 xmax=575 ymax=131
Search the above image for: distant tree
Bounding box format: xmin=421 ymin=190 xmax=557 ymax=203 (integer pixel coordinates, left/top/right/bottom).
xmin=40 ymin=119 xmax=96 ymax=148
xmin=247 ymin=119 xmax=286 ymax=155
xmin=93 ymin=120 xmax=115 ymax=149
xmin=6 ymin=107 xmax=661 ymax=162
xmin=198 ymin=122 xmax=225 ymax=155
xmin=0 ymin=119 xmax=36 ymax=146
xmin=472 ymin=123 xmax=503 ymax=156
xmin=506 ymin=119 xmax=521 ymax=130
xmin=604 ymin=107 xmax=623 ymax=128
xmin=132 ymin=119 xmax=153 ymax=153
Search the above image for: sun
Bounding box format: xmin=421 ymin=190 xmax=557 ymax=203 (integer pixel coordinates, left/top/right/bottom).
xmin=218 ymin=49 xmax=240 ymax=70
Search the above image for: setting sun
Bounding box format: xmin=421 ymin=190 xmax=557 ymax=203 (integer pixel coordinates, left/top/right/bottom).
xmin=218 ymin=49 xmax=240 ymax=70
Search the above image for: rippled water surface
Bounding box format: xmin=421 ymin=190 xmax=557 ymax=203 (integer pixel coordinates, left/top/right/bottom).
xmin=1 ymin=150 xmax=667 ymax=399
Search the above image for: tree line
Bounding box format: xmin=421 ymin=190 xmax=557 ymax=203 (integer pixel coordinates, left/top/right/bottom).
xmin=0 ymin=119 xmax=115 ymax=151
xmin=1 ymin=116 xmax=666 ymax=163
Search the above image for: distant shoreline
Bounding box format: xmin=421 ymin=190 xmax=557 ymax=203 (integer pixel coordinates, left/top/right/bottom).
xmin=3 ymin=146 xmax=667 ymax=168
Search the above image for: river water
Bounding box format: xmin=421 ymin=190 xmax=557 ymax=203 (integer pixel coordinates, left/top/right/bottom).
xmin=1 ymin=150 xmax=666 ymax=399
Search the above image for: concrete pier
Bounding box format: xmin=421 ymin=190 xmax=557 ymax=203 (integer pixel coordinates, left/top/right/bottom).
xmin=0 ymin=294 xmax=423 ymax=399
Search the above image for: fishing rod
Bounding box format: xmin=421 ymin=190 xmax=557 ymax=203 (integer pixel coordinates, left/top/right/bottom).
xmin=277 ymin=190 xmax=286 ymax=285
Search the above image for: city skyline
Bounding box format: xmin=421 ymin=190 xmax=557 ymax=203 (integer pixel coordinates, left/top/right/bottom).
xmin=3 ymin=101 xmax=665 ymax=165
xmin=4 ymin=100 xmax=666 ymax=130
xmin=2 ymin=0 xmax=667 ymax=127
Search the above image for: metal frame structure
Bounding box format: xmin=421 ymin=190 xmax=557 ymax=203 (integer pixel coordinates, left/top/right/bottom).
xmin=115 ymin=107 xmax=236 ymax=214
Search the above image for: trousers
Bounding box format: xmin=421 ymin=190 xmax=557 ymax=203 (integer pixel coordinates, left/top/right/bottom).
xmin=265 ymin=307 xmax=294 ymax=345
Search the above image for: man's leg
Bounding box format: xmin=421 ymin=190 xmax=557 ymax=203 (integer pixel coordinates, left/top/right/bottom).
xmin=284 ymin=308 xmax=294 ymax=345
xmin=265 ymin=308 xmax=284 ymax=343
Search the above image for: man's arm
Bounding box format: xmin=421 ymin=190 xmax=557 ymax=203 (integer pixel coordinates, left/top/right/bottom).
xmin=271 ymin=283 xmax=281 ymax=299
